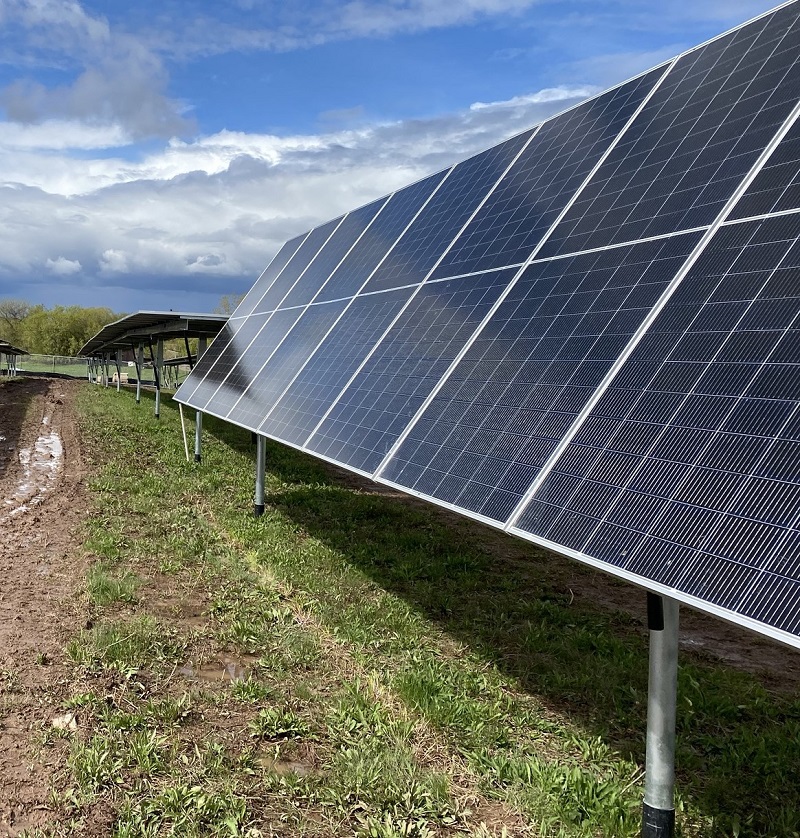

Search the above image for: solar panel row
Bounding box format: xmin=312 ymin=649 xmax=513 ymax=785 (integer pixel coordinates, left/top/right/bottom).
xmin=177 ymin=1 xmax=800 ymax=646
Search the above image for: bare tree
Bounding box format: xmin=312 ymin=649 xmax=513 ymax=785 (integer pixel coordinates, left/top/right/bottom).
xmin=215 ymin=293 xmax=245 ymax=316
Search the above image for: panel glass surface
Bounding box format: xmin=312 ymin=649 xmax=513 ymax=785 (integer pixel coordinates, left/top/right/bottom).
xmin=431 ymin=69 xmax=664 ymax=281
xmin=316 ymin=171 xmax=450 ymax=303
xmin=382 ymin=233 xmax=702 ymax=522
xmin=226 ymin=300 xmax=349 ymax=430
xmin=252 ymin=217 xmax=344 ymax=314
xmin=515 ymin=214 xmax=800 ymax=636
xmin=539 ymin=2 xmax=800 ymax=258
xmin=261 ymin=288 xmax=413 ymax=446
xmin=359 ymin=131 xmax=535 ymax=294
xmin=232 ymin=234 xmax=307 ymax=319
xmin=175 ymin=325 xmax=235 ymax=406
xmin=177 ymin=314 xmax=272 ymax=413
xmin=731 ymin=117 xmax=800 ymax=219
xmin=307 ymin=267 xmax=522 ymax=473
xmin=279 ymin=197 xmax=388 ymax=310
xmin=198 ymin=309 xmax=301 ymax=417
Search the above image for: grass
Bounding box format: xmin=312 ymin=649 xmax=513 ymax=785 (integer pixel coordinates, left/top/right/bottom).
xmin=30 ymin=382 xmax=800 ymax=837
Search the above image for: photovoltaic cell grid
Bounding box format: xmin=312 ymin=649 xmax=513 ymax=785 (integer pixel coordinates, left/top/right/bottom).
xmin=513 ymin=214 xmax=800 ymax=635
xmin=381 ymin=233 xmax=703 ymax=521
xmin=233 ymin=234 xmax=307 ymax=320
xmin=307 ymin=267 xmax=520 ymax=473
xmin=177 ymin=1 xmax=800 ymax=646
xmin=430 ymin=68 xmax=664 ymax=281
xmin=360 ymin=129 xmax=534 ymax=294
xmin=731 ymin=117 xmax=800 ymax=219
xmin=538 ymin=1 xmax=800 ymax=258
xmin=227 ymin=300 xmax=349 ymax=429
xmin=263 ymin=288 xmax=414 ymax=446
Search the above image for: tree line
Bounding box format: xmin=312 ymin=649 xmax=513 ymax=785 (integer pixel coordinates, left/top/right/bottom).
xmin=0 ymin=300 xmax=121 ymax=356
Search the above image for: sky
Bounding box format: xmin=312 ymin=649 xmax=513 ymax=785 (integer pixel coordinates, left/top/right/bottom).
xmin=0 ymin=0 xmax=786 ymax=314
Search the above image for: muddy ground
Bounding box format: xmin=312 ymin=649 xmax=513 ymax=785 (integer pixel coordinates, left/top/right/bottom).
xmin=0 ymin=376 xmax=90 ymax=835
xmin=0 ymin=375 xmax=798 ymax=835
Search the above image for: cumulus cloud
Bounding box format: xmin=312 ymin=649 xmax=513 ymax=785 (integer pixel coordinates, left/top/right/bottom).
xmin=0 ymin=84 xmax=590 ymax=309
xmin=0 ymin=0 xmax=192 ymax=139
xmin=46 ymin=256 xmax=82 ymax=275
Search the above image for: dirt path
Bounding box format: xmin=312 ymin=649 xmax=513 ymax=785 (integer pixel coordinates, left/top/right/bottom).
xmin=0 ymin=376 xmax=90 ymax=836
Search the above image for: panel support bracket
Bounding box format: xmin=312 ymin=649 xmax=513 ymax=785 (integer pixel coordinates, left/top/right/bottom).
xmin=642 ymin=592 xmax=679 ymax=838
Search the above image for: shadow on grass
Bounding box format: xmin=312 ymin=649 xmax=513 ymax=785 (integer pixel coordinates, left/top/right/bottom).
xmin=254 ymin=445 xmax=800 ymax=836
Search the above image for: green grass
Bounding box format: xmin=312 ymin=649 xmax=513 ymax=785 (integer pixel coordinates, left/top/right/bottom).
xmin=38 ymin=382 xmax=800 ymax=838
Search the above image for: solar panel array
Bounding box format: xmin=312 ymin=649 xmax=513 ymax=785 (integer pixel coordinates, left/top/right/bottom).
xmin=177 ymin=1 xmax=800 ymax=648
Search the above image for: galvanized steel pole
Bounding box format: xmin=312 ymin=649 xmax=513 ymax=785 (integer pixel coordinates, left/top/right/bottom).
xmin=642 ymin=593 xmax=679 ymax=838
xmin=194 ymin=337 xmax=207 ymax=463
xmin=136 ymin=343 xmax=144 ymax=403
xmin=254 ymin=434 xmax=266 ymax=516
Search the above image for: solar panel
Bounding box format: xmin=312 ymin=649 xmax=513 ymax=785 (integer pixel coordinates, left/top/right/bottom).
xmin=511 ymin=213 xmax=800 ymax=638
xmin=538 ymin=1 xmax=800 ymax=257
xmin=380 ymin=233 xmax=704 ymax=521
xmin=176 ymin=1 xmax=800 ymax=648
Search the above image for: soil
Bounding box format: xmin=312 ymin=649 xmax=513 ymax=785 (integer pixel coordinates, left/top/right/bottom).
xmin=0 ymin=376 xmax=92 ymax=835
xmin=0 ymin=374 xmax=798 ymax=834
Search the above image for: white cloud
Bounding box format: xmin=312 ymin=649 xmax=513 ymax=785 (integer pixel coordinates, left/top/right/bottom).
xmin=0 ymin=0 xmax=192 ymax=139
xmin=0 ymin=84 xmax=589 ymax=305
xmin=0 ymin=119 xmax=130 ymax=151
xmin=45 ymin=256 xmax=82 ymax=275
xmin=99 ymin=249 xmax=128 ymax=273
xmin=470 ymin=86 xmax=597 ymax=112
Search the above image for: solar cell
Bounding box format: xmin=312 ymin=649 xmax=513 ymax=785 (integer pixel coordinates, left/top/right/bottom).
xmin=512 ymin=214 xmax=800 ymax=637
xmin=538 ymin=1 xmax=800 ymax=257
xmin=380 ymin=233 xmax=703 ymax=522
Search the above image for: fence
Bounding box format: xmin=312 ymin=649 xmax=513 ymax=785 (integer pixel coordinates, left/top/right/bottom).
xmin=16 ymin=354 xmax=193 ymax=388
xmin=18 ymin=354 xmax=88 ymax=378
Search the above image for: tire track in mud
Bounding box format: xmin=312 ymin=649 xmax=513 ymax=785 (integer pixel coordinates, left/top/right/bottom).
xmin=0 ymin=377 xmax=90 ymax=836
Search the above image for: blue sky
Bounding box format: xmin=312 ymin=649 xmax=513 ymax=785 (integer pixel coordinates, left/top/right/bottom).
xmin=0 ymin=0 xmax=784 ymax=314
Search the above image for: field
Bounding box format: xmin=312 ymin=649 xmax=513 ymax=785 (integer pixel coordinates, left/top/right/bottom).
xmin=1 ymin=376 xmax=799 ymax=837
xmin=16 ymin=357 xmax=88 ymax=378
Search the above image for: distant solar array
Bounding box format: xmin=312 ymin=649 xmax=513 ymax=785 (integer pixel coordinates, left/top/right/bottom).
xmin=177 ymin=1 xmax=800 ymax=648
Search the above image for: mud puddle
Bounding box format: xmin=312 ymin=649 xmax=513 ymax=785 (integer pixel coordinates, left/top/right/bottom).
xmin=3 ymin=403 xmax=64 ymax=516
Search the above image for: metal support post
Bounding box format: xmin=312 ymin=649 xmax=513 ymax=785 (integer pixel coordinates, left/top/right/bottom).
xmin=642 ymin=593 xmax=679 ymax=838
xmin=156 ymin=339 xmax=164 ymax=418
xmin=115 ymin=352 xmax=121 ymax=392
xmin=194 ymin=337 xmax=207 ymax=462
xmin=254 ymin=435 xmax=266 ymax=516
xmin=136 ymin=343 xmax=144 ymax=403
